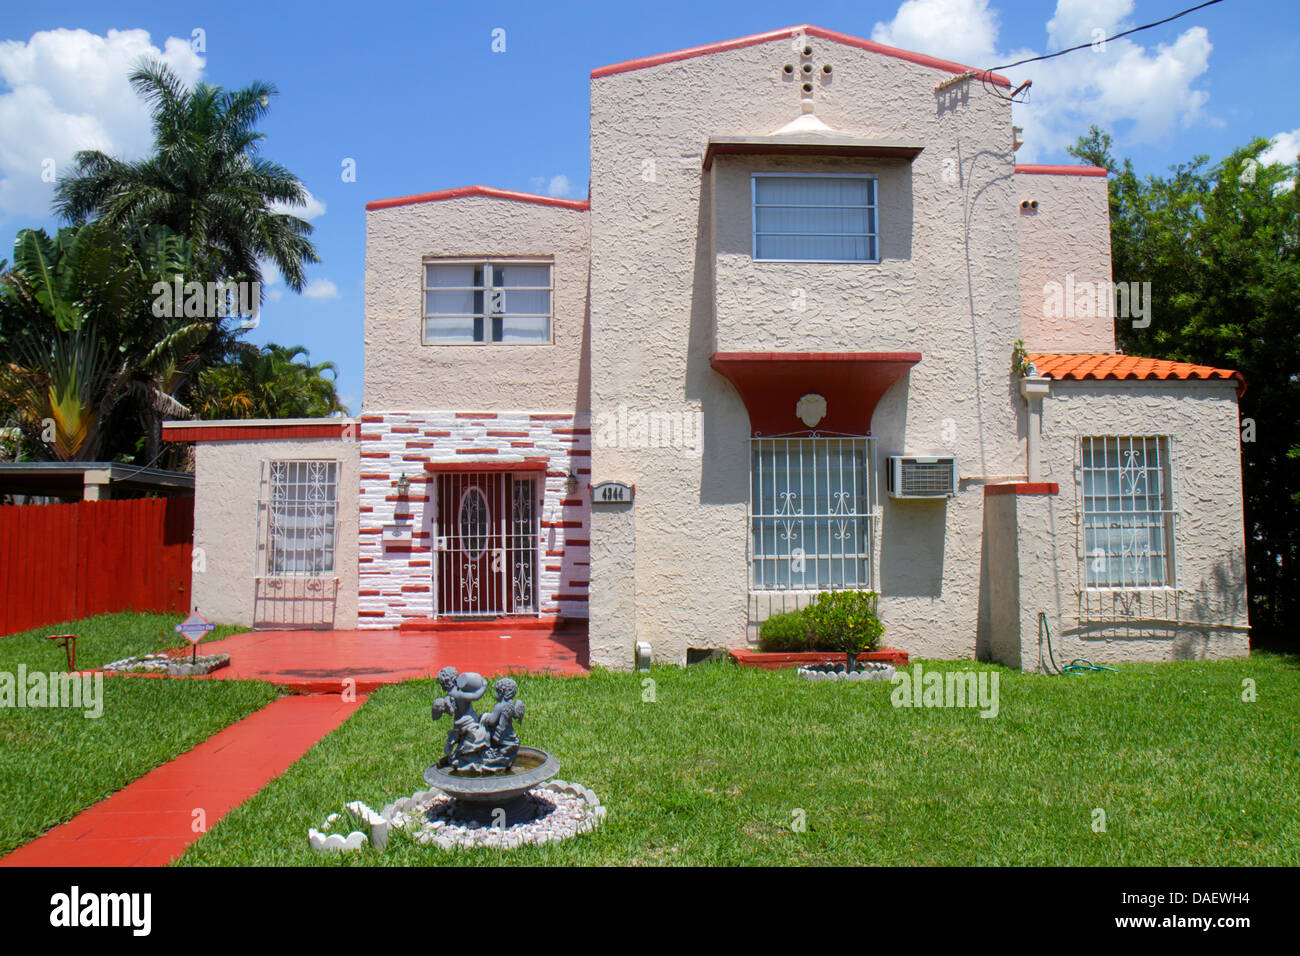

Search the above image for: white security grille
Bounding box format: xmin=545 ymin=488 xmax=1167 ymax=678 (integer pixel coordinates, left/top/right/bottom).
xmin=1078 ymin=436 xmax=1176 ymax=588
xmin=435 ymin=472 xmax=538 ymax=617
xmin=749 ymin=436 xmax=877 ymax=592
xmin=254 ymin=459 xmax=339 ymax=628
xmin=262 ymin=460 xmax=337 ymax=574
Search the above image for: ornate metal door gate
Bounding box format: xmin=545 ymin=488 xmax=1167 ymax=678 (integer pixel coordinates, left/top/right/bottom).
xmin=435 ymin=471 xmax=538 ymax=617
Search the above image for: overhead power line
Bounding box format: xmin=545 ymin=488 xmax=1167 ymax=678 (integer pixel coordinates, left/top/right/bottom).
xmin=989 ymin=0 xmax=1225 ymax=74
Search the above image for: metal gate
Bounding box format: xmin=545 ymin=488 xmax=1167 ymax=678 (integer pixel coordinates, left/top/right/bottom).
xmin=435 ymin=471 xmax=538 ymax=617
xmin=253 ymin=459 xmax=340 ymax=628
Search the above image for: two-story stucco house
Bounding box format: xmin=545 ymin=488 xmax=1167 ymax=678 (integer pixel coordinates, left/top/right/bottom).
xmin=165 ymin=25 xmax=1250 ymax=671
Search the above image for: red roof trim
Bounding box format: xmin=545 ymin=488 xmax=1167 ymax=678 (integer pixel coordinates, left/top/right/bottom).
xmin=366 ymin=185 xmax=590 ymax=213
xmin=985 ymin=482 xmax=1060 ymax=497
xmin=162 ymin=422 xmax=351 ymax=442
xmin=1014 ymin=165 xmax=1109 ymax=177
xmin=592 ymin=24 xmax=1011 ymax=88
xmin=713 ymin=351 xmax=923 ymax=363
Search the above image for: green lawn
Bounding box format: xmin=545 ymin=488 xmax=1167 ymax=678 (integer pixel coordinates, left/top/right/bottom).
xmin=0 ymin=611 xmax=246 ymax=672
xmin=178 ymin=654 xmax=1300 ymax=866
xmin=0 ymin=613 xmax=278 ymax=857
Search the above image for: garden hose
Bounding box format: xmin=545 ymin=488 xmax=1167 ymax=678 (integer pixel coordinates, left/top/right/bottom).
xmin=1039 ymin=612 xmax=1116 ymax=675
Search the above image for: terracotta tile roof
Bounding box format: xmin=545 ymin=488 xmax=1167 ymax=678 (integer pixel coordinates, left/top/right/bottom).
xmin=1029 ymin=353 xmax=1245 ymax=394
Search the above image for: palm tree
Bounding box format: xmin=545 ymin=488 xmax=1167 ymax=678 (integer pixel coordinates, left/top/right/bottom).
xmin=53 ymin=59 xmax=319 ymax=292
xmin=194 ymin=343 xmax=346 ymax=420
xmin=0 ymin=224 xmax=213 ymax=460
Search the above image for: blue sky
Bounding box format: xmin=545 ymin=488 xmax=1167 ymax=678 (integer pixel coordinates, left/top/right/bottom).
xmin=2 ymin=0 xmax=1297 ymax=412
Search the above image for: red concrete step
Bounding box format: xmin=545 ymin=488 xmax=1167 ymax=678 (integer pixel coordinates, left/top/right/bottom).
xmin=399 ymin=615 xmax=585 ymax=634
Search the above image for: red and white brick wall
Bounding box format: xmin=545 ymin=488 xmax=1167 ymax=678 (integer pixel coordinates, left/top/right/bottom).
xmin=356 ymin=410 xmax=590 ymax=627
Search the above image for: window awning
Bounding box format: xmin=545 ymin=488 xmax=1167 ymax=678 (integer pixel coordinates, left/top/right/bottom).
xmin=710 ymin=351 xmax=921 ymax=435
xmin=703 ymin=134 xmax=924 ymax=170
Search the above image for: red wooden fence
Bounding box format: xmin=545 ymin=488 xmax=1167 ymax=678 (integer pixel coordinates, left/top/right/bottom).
xmin=0 ymin=497 xmax=193 ymax=637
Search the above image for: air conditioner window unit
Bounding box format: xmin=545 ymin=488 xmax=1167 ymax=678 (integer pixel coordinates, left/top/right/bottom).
xmin=887 ymin=455 xmax=958 ymax=498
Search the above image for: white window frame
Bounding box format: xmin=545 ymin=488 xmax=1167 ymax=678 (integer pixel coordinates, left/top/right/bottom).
xmin=421 ymin=257 xmax=553 ymax=346
xmin=751 ymin=172 xmax=880 ymax=264
xmin=1077 ymin=435 xmax=1177 ymax=591
xmin=748 ymin=435 xmax=878 ymax=593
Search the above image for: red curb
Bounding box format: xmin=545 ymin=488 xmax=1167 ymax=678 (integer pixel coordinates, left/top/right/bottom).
xmin=730 ymin=648 xmax=910 ymax=669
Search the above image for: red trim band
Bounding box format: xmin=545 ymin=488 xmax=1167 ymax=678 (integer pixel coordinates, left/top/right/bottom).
xmin=162 ymin=423 xmax=351 ymax=442
xmin=366 ymin=185 xmax=590 ymax=213
xmin=984 ymin=482 xmax=1060 ymax=496
xmin=1014 ymin=165 xmax=1109 ymax=177
xmin=592 ymin=24 xmax=1011 ymax=88
xmin=421 ymin=459 xmax=549 ymax=473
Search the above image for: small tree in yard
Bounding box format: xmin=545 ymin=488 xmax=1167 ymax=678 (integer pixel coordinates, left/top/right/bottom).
xmin=805 ymin=590 xmax=885 ymax=667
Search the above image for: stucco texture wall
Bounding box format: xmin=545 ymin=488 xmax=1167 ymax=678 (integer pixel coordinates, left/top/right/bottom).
xmin=364 ymin=196 xmax=590 ymax=412
xmin=588 ymin=32 xmax=1023 ymax=667
xmin=1015 ymin=171 xmax=1115 ymax=353
xmin=1007 ymin=380 xmax=1249 ymax=667
xmin=191 ymin=437 xmax=360 ymax=629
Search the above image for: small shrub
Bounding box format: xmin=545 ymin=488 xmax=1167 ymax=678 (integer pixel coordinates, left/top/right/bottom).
xmin=757 ymin=610 xmax=816 ymax=652
xmin=804 ymin=590 xmax=885 ymax=662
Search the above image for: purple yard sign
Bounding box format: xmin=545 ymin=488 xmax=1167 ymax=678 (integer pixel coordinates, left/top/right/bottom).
xmin=175 ymin=612 xmax=215 ymax=662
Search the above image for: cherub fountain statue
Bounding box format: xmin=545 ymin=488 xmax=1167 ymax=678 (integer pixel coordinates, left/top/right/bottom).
xmin=430 ymin=667 xmax=526 ymax=772
xmin=425 ymin=666 xmax=557 ymax=823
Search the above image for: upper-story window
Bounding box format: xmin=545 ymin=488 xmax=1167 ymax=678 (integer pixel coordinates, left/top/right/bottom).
xmin=422 ymin=259 xmax=552 ymax=344
xmin=752 ymin=174 xmax=878 ymax=263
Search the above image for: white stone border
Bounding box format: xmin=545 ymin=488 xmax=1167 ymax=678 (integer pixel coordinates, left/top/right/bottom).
xmin=308 ymin=780 xmax=604 ymax=853
xmin=797 ymin=662 xmax=896 ymax=682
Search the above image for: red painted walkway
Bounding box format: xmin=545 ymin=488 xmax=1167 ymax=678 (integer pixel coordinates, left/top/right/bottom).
xmin=0 ymin=695 xmax=363 ymax=867
xmin=1 ymin=626 xmax=589 ymax=866
xmin=137 ymin=626 xmax=590 ymax=693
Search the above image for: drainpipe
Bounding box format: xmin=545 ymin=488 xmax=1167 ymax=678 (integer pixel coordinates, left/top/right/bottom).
xmin=1019 ymin=376 xmax=1051 ymax=482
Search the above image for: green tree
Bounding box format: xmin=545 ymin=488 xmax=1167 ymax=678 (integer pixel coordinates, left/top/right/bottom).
xmin=193 ymin=343 xmax=346 ymax=420
xmin=0 ymin=224 xmax=214 ymax=461
xmin=53 ymin=59 xmax=319 ymax=293
xmin=1066 ymin=124 xmax=1116 ymax=173
xmin=1080 ymin=129 xmax=1300 ymax=644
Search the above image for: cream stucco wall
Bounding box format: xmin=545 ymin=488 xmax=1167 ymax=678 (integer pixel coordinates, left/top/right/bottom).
xmin=364 ymin=196 xmax=590 ymax=412
xmin=1015 ymin=171 xmax=1115 ymax=353
xmin=588 ymin=32 xmax=1024 ymax=668
xmin=191 ymin=437 xmax=360 ymax=629
xmin=998 ymin=380 xmax=1249 ymax=668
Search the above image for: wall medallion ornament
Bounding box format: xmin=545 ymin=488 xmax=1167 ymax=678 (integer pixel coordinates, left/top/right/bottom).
xmin=797 ymin=393 xmax=828 ymax=428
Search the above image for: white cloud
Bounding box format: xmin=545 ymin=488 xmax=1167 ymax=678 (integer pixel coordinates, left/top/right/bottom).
xmin=1261 ymin=129 xmax=1299 ymax=193
xmin=270 ymin=187 xmax=325 ymax=221
xmin=0 ymin=28 xmax=204 ymax=222
xmin=872 ymin=0 xmax=1001 ymax=67
xmin=870 ymin=1 xmax=1217 ymax=163
xmin=1009 ymin=25 xmax=1213 ymax=160
xmin=1046 ymin=0 xmax=1134 ymax=48
xmin=302 ymin=278 xmax=339 ymax=300
xmin=529 ymin=173 xmax=573 ymax=198
xmin=1261 ymin=129 xmax=1300 ymax=168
